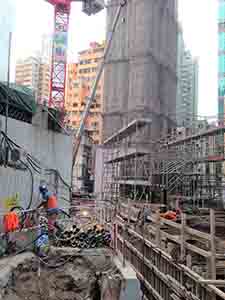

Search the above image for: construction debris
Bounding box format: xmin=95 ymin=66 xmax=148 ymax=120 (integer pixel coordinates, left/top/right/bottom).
xmin=0 ymin=248 xmax=123 ymax=300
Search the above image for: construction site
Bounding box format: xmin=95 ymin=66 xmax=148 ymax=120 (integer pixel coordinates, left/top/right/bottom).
xmin=1 ymin=0 xmax=225 ymax=300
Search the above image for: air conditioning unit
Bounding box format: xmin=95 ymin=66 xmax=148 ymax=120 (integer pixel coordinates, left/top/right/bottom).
xmin=0 ymin=145 xmax=26 ymax=170
xmin=82 ymin=0 xmax=104 ymax=16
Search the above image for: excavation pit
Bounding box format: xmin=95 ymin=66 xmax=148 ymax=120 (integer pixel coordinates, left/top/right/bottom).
xmin=0 ymin=248 xmax=123 ymax=300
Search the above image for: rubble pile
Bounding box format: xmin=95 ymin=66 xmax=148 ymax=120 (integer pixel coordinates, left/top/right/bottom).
xmin=0 ymin=248 xmax=122 ymax=300
xmin=55 ymin=225 xmax=112 ymax=249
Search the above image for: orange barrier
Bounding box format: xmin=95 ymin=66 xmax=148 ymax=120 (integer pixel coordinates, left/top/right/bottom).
xmin=3 ymin=212 xmax=19 ymax=232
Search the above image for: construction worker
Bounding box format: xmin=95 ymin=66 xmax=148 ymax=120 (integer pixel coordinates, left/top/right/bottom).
xmin=37 ymin=184 xmax=59 ymax=238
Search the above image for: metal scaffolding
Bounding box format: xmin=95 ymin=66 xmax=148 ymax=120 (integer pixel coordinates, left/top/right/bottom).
xmin=102 ymin=118 xmax=225 ymax=210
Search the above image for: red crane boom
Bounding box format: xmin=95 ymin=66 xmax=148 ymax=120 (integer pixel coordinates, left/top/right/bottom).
xmin=46 ymin=0 xmax=105 ymax=110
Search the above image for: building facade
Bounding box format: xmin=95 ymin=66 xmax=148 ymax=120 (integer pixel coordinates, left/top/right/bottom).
xmin=15 ymin=56 xmax=51 ymax=104
xmin=218 ymin=0 xmax=225 ymax=121
xmin=15 ymin=57 xmax=41 ymax=98
xmin=37 ymin=63 xmax=51 ymax=105
xmin=65 ymin=42 xmax=104 ymax=144
xmin=0 ymin=0 xmax=16 ymax=82
xmin=176 ymin=28 xmax=198 ymax=127
xmin=41 ymin=34 xmax=52 ymax=64
xmin=103 ymin=0 xmax=178 ymax=140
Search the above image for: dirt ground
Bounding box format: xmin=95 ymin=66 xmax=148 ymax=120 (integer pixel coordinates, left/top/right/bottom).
xmin=1 ymin=248 xmax=122 ymax=300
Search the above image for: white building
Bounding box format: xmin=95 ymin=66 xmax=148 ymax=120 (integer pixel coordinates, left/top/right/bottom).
xmin=41 ymin=34 xmax=52 ymax=64
xmin=15 ymin=56 xmax=41 ymax=98
xmin=0 ymin=0 xmax=16 ymax=82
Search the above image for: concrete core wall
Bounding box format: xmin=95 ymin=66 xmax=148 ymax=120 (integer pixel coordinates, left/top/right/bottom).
xmin=103 ymin=0 xmax=178 ymax=140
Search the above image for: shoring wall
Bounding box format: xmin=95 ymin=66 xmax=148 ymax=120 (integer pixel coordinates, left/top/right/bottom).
xmin=0 ymin=116 xmax=73 ymax=219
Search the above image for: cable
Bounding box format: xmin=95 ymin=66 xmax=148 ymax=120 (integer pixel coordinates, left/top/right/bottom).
xmin=1 ymin=130 xmax=72 ymax=191
xmin=36 ymin=252 xmax=81 ymax=269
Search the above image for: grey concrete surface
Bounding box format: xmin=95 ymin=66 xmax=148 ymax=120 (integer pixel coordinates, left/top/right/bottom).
xmin=103 ymin=0 xmax=178 ymax=140
xmin=0 ymin=116 xmax=73 ymax=222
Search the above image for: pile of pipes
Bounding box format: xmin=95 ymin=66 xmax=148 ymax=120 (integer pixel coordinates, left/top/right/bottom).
xmin=55 ymin=225 xmax=112 ymax=249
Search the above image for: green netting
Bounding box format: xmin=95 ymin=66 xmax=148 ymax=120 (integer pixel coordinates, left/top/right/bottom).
xmin=0 ymin=82 xmax=37 ymax=114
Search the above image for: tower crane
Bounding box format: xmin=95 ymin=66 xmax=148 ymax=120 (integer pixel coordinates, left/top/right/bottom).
xmin=45 ymin=0 xmax=128 ymax=192
xmin=45 ymin=0 xmax=105 ymax=110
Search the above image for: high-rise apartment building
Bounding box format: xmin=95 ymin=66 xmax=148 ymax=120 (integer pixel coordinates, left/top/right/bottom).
xmin=66 ymin=42 xmax=104 ymax=144
xmin=15 ymin=57 xmax=41 ymax=97
xmin=218 ymin=0 xmax=225 ymax=120
xmin=15 ymin=34 xmax=52 ymax=104
xmin=37 ymin=63 xmax=51 ymax=105
xmin=176 ymin=28 xmax=198 ymax=127
xmin=15 ymin=57 xmax=51 ymax=104
xmin=0 ymin=0 xmax=16 ymax=82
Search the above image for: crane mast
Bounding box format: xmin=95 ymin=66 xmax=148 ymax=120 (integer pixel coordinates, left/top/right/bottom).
xmin=50 ymin=1 xmax=71 ymax=109
xmin=46 ymin=0 xmax=105 ymax=109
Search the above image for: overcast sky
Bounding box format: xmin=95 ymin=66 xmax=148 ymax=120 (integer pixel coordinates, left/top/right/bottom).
xmin=11 ymin=0 xmax=218 ymax=117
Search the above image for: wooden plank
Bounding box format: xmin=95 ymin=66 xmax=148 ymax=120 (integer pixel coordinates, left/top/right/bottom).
xmin=198 ymin=280 xmax=225 ymax=286
xmin=119 ymin=234 xmax=200 ymax=300
xmin=118 ymin=226 xmax=225 ymax=300
xmin=155 ymin=210 xmax=161 ymax=247
xmin=118 ymin=216 xmax=214 ymax=258
xmin=210 ymin=209 xmax=216 ymax=280
xmin=180 ymin=213 xmax=186 ymax=263
xmin=181 ymin=265 xmax=225 ymax=300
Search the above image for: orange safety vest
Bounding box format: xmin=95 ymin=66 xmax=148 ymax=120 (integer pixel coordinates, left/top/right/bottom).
xmin=3 ymin=212 xmax=19 ymax=232
xmin=44 ymin=194 xmax=58 ymax=210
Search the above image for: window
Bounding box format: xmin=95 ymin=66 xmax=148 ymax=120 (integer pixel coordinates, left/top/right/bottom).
xmin=92 ymin=122 xmax=98 ymax=129
xmin=72 ymin=121 xmax=77 ymax=126
xmin=73 ymin=103 xmax=78 ymax=107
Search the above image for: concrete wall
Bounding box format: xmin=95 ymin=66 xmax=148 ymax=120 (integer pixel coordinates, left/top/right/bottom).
xmin=103 ymin=0 xmax=178 ymax=140
xmin=0 ymin=116 xmax=73 ymax=217
xmin=94 ymin=146 xmax=104 ymax=202
xmin=73 ymin=131 xmax=93 ymax=192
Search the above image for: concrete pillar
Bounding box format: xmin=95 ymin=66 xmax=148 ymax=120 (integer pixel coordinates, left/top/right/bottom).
xmin=32 ymin=105 xmax=48 ymax=130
